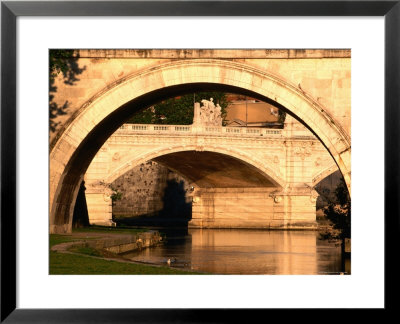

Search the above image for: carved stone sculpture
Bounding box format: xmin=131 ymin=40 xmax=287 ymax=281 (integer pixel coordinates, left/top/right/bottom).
xmin=193 ymin=98 xmax=222 ymax=126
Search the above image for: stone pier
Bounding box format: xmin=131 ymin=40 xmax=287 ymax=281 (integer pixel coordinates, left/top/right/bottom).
xmin=85 ymin=183 xmax=114 ymax=226
xmin=190 ymin=187 xmax=318 ymax=229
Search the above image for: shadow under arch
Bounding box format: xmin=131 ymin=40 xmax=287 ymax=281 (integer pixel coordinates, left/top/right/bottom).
xmin=111 ymin=164 xmax=193 ymax=228
xmin=50 ymin=59 xmax=351 ymax=233
xmin=102 ymin=149 xmax=285 ymax=228
xmin=104 ymin=145 xmax=286 ymax=189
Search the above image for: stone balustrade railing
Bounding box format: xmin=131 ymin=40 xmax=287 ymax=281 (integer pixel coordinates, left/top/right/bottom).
xmin=118 ymin=124 xmax=284 ymax=137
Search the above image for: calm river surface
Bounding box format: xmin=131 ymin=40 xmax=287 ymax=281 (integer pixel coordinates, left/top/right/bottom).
xmin=123 ymin=229 xmax=346 ymax=275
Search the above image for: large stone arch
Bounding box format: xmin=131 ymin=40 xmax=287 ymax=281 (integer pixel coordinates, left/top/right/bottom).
xmin=50 ymin=59 xmax=351 ymax=233
xmin=104 ymin=145 xmax=286 ymax=188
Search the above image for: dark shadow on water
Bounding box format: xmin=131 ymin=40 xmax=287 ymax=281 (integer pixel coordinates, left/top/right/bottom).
xmin=160 ymin=179 xmax=191 ymax=219
xmin=115 ymin=179 xmax=192 ymax=228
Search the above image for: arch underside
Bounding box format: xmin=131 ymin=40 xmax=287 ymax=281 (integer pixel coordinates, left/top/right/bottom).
xmin=50 ymin=59 xmax=351 ymax=233
xmin=105 ymin=146 xmax=285 ymax=189
xmin=154 ymin=151 xmax=276 ymax=188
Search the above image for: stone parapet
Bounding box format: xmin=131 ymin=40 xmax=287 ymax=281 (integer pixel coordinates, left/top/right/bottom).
xmin=75 ymin=49 xmax=351 ymax=59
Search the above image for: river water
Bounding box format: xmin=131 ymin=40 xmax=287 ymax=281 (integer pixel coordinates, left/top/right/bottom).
xmin=123 ymin=229 xmax=347 ymax=275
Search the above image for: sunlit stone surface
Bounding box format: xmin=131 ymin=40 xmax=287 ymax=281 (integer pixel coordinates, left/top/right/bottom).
xmin=49 ymin=50 xmax=350 ymax=233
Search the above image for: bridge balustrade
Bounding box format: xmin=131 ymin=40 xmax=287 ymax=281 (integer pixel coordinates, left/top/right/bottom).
xmin=118 ymin=124 xmax=284 ymax=137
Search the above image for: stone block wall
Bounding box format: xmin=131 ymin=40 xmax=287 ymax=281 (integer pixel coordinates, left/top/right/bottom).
xmin=111 ymin=161 xmax=192 ymax=221
xmin=190 ymin=187 xmax=318 ymax=229
xmin=50 ymin=50 xmax=351 ymax=144
xmin=50 ymin=50 xmax=351 ymax=233
xmin=85 ymin=190 xmax=113 ymax=226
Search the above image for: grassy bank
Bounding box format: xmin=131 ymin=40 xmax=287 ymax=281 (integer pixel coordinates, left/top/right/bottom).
xmin=50 ymin=227 xmax=202 ymax=275
xmin=50 ymin=251 xmax=199 ymax=274
xmin=49 ymin=226 xmax=148 ymax=248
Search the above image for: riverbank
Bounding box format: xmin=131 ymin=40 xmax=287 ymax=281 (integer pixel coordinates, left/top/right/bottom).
xmin=50 ymin=226 xmax=204 ymax=274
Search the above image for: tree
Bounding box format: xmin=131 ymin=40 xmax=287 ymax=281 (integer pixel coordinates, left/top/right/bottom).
xmin=278 ymin=110 xmax=287 ymax=125
xmin=127 ymin=92 xmax=228 ymax=125
xmin=110 ymin=186 xmax=123 ymax=204
xmin=49 ymin=50 xmax=85 ymax=131
xmin=49 ymin=50 xmax=76 ymax=82
xmin=321 ymin=178 xmax=351 ymax=240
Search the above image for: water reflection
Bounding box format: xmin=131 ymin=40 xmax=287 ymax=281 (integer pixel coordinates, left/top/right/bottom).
xmin=123 ymin=229 xmax=343 ymax=275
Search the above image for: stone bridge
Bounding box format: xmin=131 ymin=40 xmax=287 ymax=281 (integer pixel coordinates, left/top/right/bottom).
xmin=85 ymin=116 xmax=338 ymax=229
xmin=49 ymin=49 xmax=350 ymax=233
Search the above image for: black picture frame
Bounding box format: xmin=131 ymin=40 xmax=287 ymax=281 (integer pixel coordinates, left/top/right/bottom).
xmin=1 ymin=0 xmax=399 ymax=322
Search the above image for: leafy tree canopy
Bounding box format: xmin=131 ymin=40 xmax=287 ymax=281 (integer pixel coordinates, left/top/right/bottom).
xmin=322 ymin=178 xmax=351 ymax=240
xmin=127 ymin=92 xmax=228 ymax=125
xmin=49 ymin=49 xmax=85 ymax=131
xmin=49 ymin=49 xmax=75 ymax=81
xmin=278 ymin=110 xmax=287 ymax=124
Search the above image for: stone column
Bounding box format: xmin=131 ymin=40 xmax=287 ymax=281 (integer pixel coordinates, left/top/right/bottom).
xmin=85 ymin=181 xmax=114 ymax=226
xmin=83 ymin=142 xmax=115 ymax=226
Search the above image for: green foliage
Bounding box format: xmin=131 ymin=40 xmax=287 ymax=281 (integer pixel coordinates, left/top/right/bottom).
xmin=110 ymin=186 xmax=123 ymax=202
xmin=128 ymin=107 xmax=156 ymax=124
xmin=127 ymin=92 xmax=228 ymax=125
xmin=49 ymin=49 xmax=75 ymax=81
xmin=322 ymin=178 xmax=351 ymax=240
xmin=49 ymin=49 xmax=85 ymax=131
xmin=278 ymin=110 xmax=287 ymax=124
xmin=98 ymin=181 xmax=123 ymax=203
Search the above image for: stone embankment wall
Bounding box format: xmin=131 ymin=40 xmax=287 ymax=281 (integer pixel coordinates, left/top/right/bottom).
xmin=103 ymin=231 xmax=163 ymax=254
xmin=52 ymin=231 xmax=163 ymax=255
xmin=111 ymin=161 xmax=192 ymax=219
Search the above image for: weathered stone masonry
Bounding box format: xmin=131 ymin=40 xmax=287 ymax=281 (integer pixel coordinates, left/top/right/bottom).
xmin=49 ymin=49 xmax=350 ymax=233
xmin=111 ymin=161 xmax=191 ymax=219
xmin=85 ymin=116 xmax=336 ymax=229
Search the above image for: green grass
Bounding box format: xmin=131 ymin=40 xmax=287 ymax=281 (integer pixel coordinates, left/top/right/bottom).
xmin=67 ymin=246 xmax=103 ymax=257
xmin=49 ymin=233 xmax=101 ymax=249
xmin=50 ymin=234 xmax=79 ymax=248
xmin=50 ymin=251 xmax=202 ymax=275
xmin=50 ymin=228 xmax=202 ymax=274
xmin=50 ymin=226 xmax=146 ymax=248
